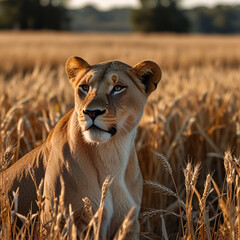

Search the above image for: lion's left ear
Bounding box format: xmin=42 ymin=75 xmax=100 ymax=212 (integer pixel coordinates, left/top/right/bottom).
xmin=130 ymin=60 xmax=162 ymax=95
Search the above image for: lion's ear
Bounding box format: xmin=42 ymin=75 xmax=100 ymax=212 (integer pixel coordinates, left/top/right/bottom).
xmin=66 ymin=56 xmax=90 ymax=86
xmin=130 ymin=60 xmax=162 ymax=95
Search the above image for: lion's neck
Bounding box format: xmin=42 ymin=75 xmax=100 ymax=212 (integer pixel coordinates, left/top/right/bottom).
xmin=94 ymin=128 xmax=137 ymax=178
xmin=68 ymin=110 xmax=137 ymax=182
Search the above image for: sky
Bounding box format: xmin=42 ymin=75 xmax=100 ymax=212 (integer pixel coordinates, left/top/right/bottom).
xmin=68 ymin=0 xmax=240 ymax=10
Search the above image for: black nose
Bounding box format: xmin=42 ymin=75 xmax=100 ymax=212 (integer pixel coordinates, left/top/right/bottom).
xmin=83 ymin=109 xmax=106 ymax=120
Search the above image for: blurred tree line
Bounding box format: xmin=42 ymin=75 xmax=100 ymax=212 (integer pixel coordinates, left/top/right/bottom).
xmin=0 ymin=0 xmax=239 ymax=33
xmin=186 ymin=5 xmax=240 ymax=33
xmin=0 ymin=0 xmax=69 ymax=29
xmin=131 ymin=0 xmax=189 ymax=32
xmin=68 ymin=5 xmax=131 ymax=32
xmin=131 ymin=0 xmax=240 ymax=33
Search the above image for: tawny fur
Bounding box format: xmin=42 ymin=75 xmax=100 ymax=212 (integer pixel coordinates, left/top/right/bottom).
xmin=1 ymin=57 xmax=161 ymax=239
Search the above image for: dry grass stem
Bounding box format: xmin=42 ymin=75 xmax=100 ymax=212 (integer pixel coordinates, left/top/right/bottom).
xmin=144 ymin=180 xmax=177 ymax=197
xmin=154 ymin=152 xmax=172 ymax=176
xmin=113 ymin=207 xmax=135 ymax=240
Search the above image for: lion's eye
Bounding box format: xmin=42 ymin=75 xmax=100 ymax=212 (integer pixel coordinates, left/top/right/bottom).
xmin=111 ymin=85 xmax=126 ymax=95
xmin=79 ymin=84 xmax=89 ymax=94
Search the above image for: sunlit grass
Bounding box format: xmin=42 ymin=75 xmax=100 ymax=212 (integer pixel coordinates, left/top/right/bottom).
xmin=0 ymin=32 xmax=240 ymax=239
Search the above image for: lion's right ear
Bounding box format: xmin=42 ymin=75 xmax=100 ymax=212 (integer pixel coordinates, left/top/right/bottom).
xmin=66 ymin=56 xmax=90 ymax=86
xmin=130 ymin=60 xmax=162 ymax=95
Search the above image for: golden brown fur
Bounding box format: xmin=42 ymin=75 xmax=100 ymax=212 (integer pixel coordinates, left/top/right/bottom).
xmin=1 ymin=57 xmax=161 ymax=239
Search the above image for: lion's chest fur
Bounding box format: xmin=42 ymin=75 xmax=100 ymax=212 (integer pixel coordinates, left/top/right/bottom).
xmin=73 ymin=129 xmax=139 ymax=237
xmin=44 ymin=117 xmax=141 ymax=238
xmin=90 ymin=133 xmax=139 ymax=235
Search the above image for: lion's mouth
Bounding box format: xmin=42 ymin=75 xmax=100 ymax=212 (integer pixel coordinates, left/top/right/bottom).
xmin=87 ymin=124 xmax=117 ymax=136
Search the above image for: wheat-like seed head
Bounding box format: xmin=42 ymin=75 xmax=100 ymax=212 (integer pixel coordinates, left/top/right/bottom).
xmin=1 ymin=141 xmax=16 ymax=171
xmin=100 ymin=176 xmax=114 ymax=206
xmin=154 ymin=152 xmax=173 ymax=176
xmin=191 ymin=162 xmax=201 ymax=188
xmin=141 ymin=209 xmax=181 ymax=222
xmin=200 ymin=174 xmax=212 ymax=213
xmin=184 ymin=162 xmax=193 ymax=193
xmin=224 ymin=150 xmax=235 ymax=184
xmin=82 ymin=197 xmax=93 ymax=221
xmin=144 ymin=180 xmax=177 ymax=197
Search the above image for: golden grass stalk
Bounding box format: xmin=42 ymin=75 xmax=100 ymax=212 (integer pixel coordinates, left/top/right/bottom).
xmin=84 ymin=176 xmax=114 ymax=240
xmin=224 ymin=149 xmax=235 ymax=185
xmin=154 ymin=152 xmax=172 ymax=176
xmin=144 ymin=180 xmax=177 ymax=197
xmin=113 ymin=207 xmax=135 ymax=240
xmin=199 ymin=174 xmax=212 ymax=214
xmin=141 ymin=209 xmax=181 ymax=222
xmin=0 ymin=142 xmax=16 ymax=172
xmin=183 ymin=162 xmax=199 ymax=239
xmin=82 ymin=197 xmax=94 ymax=223
xmin=95 ymin=176 xmax=113 ymax=239
xmin=154 ymin=152 xmax=185 ymax=234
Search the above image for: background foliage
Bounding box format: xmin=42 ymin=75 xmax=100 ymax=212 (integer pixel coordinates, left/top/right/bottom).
xmin=0 ymin=0 xmax=239 ymax=32
xmin=131 ymin=0 xmax=189 ymax=32
xmin=0 ymin=0 xmax=68 ymax=29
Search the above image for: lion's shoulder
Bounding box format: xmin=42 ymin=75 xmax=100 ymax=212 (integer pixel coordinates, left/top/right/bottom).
xmin=47 ymin=108 xmax=74 ymax=143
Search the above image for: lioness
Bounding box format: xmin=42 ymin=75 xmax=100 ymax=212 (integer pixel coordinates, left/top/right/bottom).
xmin=1 ymin=57 xmax=161 ymax=239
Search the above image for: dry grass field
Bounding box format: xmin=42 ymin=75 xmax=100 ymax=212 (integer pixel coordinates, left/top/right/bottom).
xmin=0 ymin=31 xmax=240 ymax=239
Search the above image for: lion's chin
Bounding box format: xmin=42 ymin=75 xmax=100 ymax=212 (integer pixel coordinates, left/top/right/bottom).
xmin=83 ymin=126 xmax=112 ymax=143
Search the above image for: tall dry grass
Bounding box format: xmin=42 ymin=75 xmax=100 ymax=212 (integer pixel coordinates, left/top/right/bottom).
xmin=0 ymin=32 xmax=240 ymax=72
xmin=0 ymin=32 xmax=240 ymax=239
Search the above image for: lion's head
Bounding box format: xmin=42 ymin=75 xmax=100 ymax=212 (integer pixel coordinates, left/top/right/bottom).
xmin=66 ymin=57 xmax=161 ymax=143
